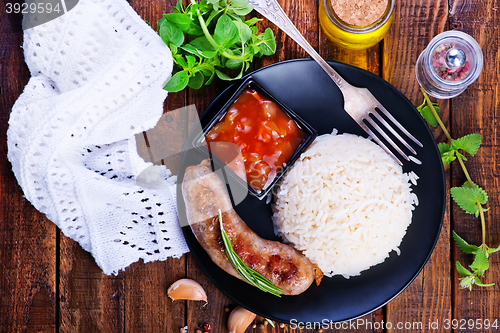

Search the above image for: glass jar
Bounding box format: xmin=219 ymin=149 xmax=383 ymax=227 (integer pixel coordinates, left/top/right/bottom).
xmin=319 ymin=0 xmax=394 ymax=51
xmin=415 ymin=30 xmax=483 ymax=99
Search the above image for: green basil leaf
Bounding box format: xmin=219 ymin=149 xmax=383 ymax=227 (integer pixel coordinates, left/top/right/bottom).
xmin=188 ymin=71 xmax=205 ymax=89
xmin=174 ymin=54 xmax=188 ymax=67
xmin=157 ymin=17 xmax=166 ymax=29
xmin=207 ymin=0 xmax=220 ymax=11
xmin=225 ymin=58 xmax=243 ymax=70
xmin=169 ymin=43 xmax=178 ymax=55
xmin=233 ymin=20 xmax=252 ymax=44
xmin=186 ymin=55 xmax=196 ymax=68
xmin=189 ymin=3 xmax=200 ymax=15
xmin=185 ymin=21 xmax=204 ymax=35
xmin=232 ymin=3 xmax=254 ymax=16
xmin=175 ymin=0 xmax=184 ymax=12
xmin=159 ymin=19 xmax=184 ymax=47
xmin=188 ymin=36 xmax=218 ymax=58
xmin=214 ymin=15 xmax=239 ymax=47
xmin=258 ymin=28 xmax=276 ymax=55
xmin=188 ymin=36 xmax=216 ymax=52
xmin=234 ymin=4 xmax=253 ymax=16
xmin=215 ymin=66 xmax=244 ymax=81
xmin=180 ymin=44 xmax=199 ymax=55
xmin=245 ymin=17 xmax=261 ymax=27
xmin=200 ymin=67 xmax=214 ymax=77
xmin=164 ymin=70 xmax=189 ymax=92
xmin=252 ymin=44 xmax=263 ymax=58
xmin=231 ymin=0 xmax=251 ymax=8
xmin=205 ymin=8 xmax=221 ymax=26
xmin=163 ymin=13 xmax=193 ymax=31
xmin=205 ymin=70 xmax=216 ymax=85
xmin=227 ymin=13 xmax=243 ymax=23
xmin=215 ymin=69 xmax=233 ymax=81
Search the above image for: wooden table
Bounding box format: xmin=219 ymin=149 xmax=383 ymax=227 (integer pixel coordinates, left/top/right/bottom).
xmin=1 ymin=0 xmax=499 ymax=332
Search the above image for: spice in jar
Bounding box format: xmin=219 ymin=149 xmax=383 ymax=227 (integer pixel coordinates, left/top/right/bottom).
xmin=432 ymin=44 xmax=470 ymax=81
xmin=331 ymin=0 xmax=388 ymax=26
xmin=415 ymin=30 xmax=483 ymax=99
xmin=319 ymin=0 xmax=394 ymax=50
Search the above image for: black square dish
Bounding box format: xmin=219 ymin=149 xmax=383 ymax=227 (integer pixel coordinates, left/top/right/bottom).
xmin=194 ymin=78 xmax=317 ymax=200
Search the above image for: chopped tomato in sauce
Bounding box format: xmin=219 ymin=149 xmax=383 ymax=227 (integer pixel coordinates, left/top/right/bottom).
xmin=206 ymin=87 xmax=305 ymax=191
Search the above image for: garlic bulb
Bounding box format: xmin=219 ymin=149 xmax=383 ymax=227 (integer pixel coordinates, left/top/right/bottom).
xmin=227 ymin=306 xmax=256 ymax=333
xmin=167 ymin=279 xmax=208 ymax=303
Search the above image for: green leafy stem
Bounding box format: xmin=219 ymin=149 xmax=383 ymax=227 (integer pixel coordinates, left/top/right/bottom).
xmin=418 ymin=88 xmax=500 ymax=290
xmin=158 ymin=0 xmax=276 ymax=92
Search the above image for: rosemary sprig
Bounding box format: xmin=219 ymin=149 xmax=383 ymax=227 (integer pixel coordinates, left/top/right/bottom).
xmin=218 ymin=209 xmax=283 ymax=297
xmin=264 ymin=318 xmax=275 ymax=327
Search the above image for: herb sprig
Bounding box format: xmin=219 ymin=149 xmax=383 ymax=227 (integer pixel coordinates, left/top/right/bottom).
xmin=159 ymin=0 xmax=276 ymax=92
xmin=218 ymin=209 xmax=283 ymax=297
xmin=418 ymin=88 xmax=500 ymax=290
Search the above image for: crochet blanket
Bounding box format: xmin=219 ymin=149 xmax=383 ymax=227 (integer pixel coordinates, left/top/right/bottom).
xmin=7 ymin=0 xmax=189 ymax=274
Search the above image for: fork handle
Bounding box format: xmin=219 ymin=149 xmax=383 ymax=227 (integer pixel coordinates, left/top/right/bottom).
xmin=249 ymin=0 xmax=347 ymax=90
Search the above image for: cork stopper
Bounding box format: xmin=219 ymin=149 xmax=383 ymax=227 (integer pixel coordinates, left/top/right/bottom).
xmin=331 ymin=0 xmax=389 ymax=26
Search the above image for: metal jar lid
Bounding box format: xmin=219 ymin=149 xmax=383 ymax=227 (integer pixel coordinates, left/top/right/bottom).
xmin=424 ymin=30 xmax=483 ymax=88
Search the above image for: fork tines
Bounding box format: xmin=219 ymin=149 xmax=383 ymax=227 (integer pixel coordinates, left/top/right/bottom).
xmin=360 ymin=106 xmax=423 ymax=166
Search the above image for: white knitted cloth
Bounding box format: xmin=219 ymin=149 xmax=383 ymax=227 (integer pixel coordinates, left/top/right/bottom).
xmin=7 ymin=0 xmax=189 ymax=274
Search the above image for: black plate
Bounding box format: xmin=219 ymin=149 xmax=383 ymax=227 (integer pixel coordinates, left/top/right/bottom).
xmin=177 ymin=59 xmax=445 ymax=323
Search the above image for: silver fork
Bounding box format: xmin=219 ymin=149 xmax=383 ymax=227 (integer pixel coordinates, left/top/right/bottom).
xmin=249 ymin=0 xmax=423 ymax=165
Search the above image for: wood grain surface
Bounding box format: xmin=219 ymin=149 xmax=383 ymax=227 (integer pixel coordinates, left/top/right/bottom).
xmin=1 ymin=0 xmax=499 ymax=332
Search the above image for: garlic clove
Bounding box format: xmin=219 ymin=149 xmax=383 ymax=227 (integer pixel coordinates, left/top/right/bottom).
xmin=167 ymin=278 xmax=208 ymax=303
xmin=227 ymin=306 xmax=256 ymax=333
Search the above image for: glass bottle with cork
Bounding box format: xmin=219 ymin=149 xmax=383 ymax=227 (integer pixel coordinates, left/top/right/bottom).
xmin=319 ymin=0 xmax=394 ymax=50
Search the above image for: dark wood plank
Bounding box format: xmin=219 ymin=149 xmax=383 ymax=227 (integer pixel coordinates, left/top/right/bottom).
xmin=254 ymin=0 xmax=317 ymax=67
xmin=0 ymin=197 xmax=57 ymax=333
xmin=123 ymin=259 xmax=185 ymax=333
xmin=449 ymin=0 xmax=500 ymax=329
xmin=0 ymin=4 xmax=57 ymax=333
xmin=384 ymin=0 xmax=452 ymax=331
xmin=185 ymin=253 xmax=233 ymax=333
xmin=58 ymin=238 xmax=124 ymax=333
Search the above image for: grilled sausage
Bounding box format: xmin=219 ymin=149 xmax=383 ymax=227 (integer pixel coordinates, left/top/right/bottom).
xmin=182 ymin=159 xmax=322 ymax=296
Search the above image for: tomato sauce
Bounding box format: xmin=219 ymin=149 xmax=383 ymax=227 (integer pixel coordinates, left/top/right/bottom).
xmin=205 ymin=87 xmax=305 ymax=192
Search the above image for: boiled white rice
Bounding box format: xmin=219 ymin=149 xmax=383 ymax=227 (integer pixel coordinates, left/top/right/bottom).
xmin=272 ymin=132 xmax=416 ymax=278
